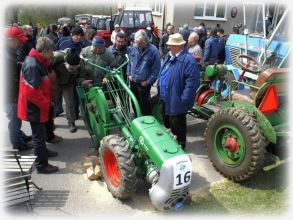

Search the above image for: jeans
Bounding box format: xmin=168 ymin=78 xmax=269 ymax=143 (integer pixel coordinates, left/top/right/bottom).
xmin=55 ymin=93 xmax=64 ymax=116
xmin=30 ymin=121 xmax=48 ymax=169
xmin=5 ymin=103 xmax=30 ymax=149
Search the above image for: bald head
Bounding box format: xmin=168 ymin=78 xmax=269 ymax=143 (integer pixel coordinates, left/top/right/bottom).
xmin=22 ymin=25 xmax=33 ymax=37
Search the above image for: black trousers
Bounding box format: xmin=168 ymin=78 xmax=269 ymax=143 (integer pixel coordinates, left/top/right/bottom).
xmin=30 ymin=121 xmax=48 ymax=169
xmin=162 ymin=102 xmax=187 ymax=148
xmin=45 ymin=106 xmax=55 ymax=141
xmin=130 ymin=81 xmax=151 ymax=116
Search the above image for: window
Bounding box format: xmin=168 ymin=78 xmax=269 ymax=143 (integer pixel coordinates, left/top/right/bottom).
xmin=194 ymin=0 xmax=227 ymax=21
xmin=150 ymin=0 xmax=163 ymax=16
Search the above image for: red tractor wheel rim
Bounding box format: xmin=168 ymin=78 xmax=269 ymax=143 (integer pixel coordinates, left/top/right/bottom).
xmin=197 ymin=89 xmax=214 ymax=105
xmin=103 ymin=149 xmax=121 ymax=187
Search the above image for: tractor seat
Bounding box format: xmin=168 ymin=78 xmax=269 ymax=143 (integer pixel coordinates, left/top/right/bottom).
xmin=231 ymin=68 xmax=289 ymax=105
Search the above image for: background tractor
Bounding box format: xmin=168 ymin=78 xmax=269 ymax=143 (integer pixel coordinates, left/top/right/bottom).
xmin=151 ymin=53 xmax=288 ymax=182
xmin=189 ymin=54 xmax=288 ymax=181
xmin=76 ymin=56 xmax=192 ymax=210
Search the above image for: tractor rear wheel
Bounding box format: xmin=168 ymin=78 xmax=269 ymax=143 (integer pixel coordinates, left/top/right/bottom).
xmin=204 ymin=108 xmax=266 ymax=181
xmin=99 ymin=135 xmax=137 ymax=199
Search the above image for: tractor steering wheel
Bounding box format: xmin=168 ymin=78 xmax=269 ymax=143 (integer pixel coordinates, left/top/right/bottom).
xmin=236 ymin=55 xmax=262 ymax=74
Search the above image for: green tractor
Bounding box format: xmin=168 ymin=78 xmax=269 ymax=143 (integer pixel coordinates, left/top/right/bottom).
xmin=190 ymin=55 xmax=288 ymax=181
xmin=76 ymin=56 xmax=192 ymax=210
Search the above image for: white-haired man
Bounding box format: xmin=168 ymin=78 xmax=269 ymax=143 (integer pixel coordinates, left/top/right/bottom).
xmin=127 ymin=29 xmax=161 ymax=116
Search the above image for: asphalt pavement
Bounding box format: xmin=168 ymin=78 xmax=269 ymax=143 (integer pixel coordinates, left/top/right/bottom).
xmin=1 ymin=108 xmax=223 ymax=218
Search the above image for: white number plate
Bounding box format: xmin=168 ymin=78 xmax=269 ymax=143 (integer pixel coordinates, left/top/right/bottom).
xmin=173 ymin=161 xmax=192 ymax=189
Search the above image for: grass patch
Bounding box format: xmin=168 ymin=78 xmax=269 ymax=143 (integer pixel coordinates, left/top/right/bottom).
xmin=185 ymin=165 xmax=289 ymax=215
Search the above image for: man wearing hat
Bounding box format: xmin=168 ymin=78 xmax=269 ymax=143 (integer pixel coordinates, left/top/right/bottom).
xmin=51 ymin=48 xmax=81 ymax=133
xmin=158 ymin=33 xmax=199 ymax=149
xmin=4 ymin=26 xmax=33 ymax=151
xmin=78 ymin=36 xmax=115 ymax=86
xmin=111 ymin=24 xmax=124 ymax=44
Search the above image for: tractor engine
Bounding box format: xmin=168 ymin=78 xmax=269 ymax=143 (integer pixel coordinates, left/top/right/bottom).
xmin=130 ymin=116 xmax=192 ymax=210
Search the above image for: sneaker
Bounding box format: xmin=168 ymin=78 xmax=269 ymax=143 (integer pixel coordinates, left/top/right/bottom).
xmin=47 ymin=148 xmax=58 ymax=157
xmin=47 ymin=135 xmax=63 ymax=143
xmin=68 ymin=122 xmax=77 ymax=133
xmin=37 ymin=164 xmax=59 ymax=174
xmin=55 ymin=110 xmax=64 ymax=117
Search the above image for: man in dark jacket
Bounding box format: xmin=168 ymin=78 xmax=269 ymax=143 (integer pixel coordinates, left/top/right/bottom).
xmin=5 ymin=26 xmax=32 ymax=151
xmin=179 ymin=24 xmax=190 ymax=46
xmin=160 ymin=24 xmax=174 ymax=59
xmin=217 ymin=27 xmax=227 ymax=64
xmin=47 ymin=24 xmax=59 ymax=45
xmin=56 ymin=26 xmax=84 ymax=53
xmin=158 ymin=33 xmax=199 ymax=149
xmin=52 ymin=48 xmax=81 ymax=133
xmin=18 ymin=25 xmax=37 ymax=62
xmin=18 ymin=37 xmax=59 ymax=174
xmin=108 ymin=32 xmax=129 ymax=80
xmin=203 ymin=27 xmax=220 ymax=66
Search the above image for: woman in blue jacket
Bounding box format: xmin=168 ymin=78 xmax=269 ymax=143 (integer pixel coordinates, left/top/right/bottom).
xmin=158 ymin=33 xmax=200 ymax=149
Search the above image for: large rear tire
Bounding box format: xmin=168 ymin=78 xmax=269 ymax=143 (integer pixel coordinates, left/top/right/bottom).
xmin=204 ymin=108 xmax=266 ymax=181
xmin=99 ymin=135 xmax=137 ymax=199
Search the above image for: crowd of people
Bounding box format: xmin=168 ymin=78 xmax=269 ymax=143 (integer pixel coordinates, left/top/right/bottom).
xmin=5 ymin=20 xmax=227 ymax=174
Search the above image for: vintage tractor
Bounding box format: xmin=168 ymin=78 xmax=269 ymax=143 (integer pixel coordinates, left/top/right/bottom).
xmin=76 ymin=56 xmax=192 ymax=210
xmin=189 ymin=55 xmax=288 ymax=181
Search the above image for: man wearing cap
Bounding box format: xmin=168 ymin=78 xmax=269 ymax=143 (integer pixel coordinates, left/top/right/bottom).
xmin=56 ymin=26 xmax=85 ymax=119
xmin=127 ymin=29 xmax=161 ymax=116
xmin=78 ymin=36 xmax=115 ymax=86
xmin=158 ymin=33 xmax=199 ymax=149
xmin=111 ymin=24 xmax=124 ymax=44
xmin=4 ymin=26 xmax=33 ymax=151
xmin=51 ymin=48 xmax=81 ymax=133
xmin=18 ymin=37 xmax=59 ymax=174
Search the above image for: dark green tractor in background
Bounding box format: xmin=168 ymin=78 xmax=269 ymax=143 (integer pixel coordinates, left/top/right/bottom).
xmin=192 ymin=55 xmax=288 ymax=181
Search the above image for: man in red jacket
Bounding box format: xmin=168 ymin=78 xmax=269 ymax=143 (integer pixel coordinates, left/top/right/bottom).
xmin=18 ymin=37 xmax=59 ymax=174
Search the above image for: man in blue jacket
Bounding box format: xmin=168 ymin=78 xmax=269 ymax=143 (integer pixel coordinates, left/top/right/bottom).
xmin=158 ymin=33 xmax=199 ymax=149
xmin=127 ymin=29 xmax=161 ymax=116
xmin=203 ymin=27 xmax=219 ymax=66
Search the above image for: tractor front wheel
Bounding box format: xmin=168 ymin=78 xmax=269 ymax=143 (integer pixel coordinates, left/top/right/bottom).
xmin=99 ymin=135 xmax=137 ymax=199
xmin=204 ymin=108 xmax=266 ymax=181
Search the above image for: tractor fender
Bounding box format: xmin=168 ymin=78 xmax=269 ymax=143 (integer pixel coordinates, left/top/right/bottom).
xmin=223 ymin=100 xmax=277 ymax=144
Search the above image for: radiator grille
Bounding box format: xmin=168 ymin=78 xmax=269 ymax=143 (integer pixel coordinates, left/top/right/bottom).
xmin=163 ymin=186 xmax=189 ymax=210
xmin=229 ymin=47 xmax=242 ymax=68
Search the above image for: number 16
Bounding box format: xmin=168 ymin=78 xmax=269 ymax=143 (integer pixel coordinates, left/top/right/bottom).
xmin=176 ymin=171 xmax=191 ymax=186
